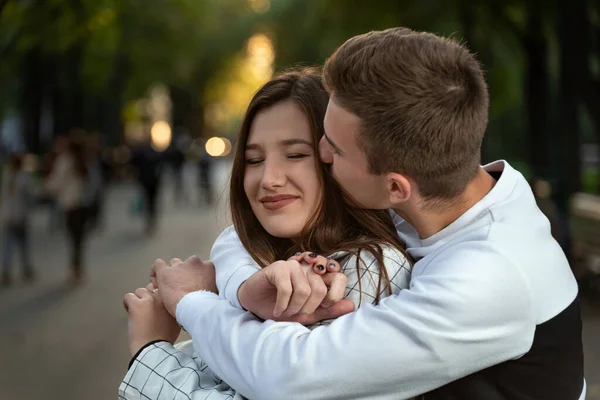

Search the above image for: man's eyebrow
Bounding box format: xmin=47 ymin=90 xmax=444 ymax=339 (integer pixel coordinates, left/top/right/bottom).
xmin=324 ymin=132 xmax=343 ymax=155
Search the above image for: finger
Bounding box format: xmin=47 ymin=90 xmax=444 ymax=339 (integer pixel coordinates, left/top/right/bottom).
xmin=299 ymin=272 xmax=328 ymax=314
xmin=145 ymin=283 xmax=156 ymax=293
xmin=170 ymin=258 xmax=182 ymax=266
xmin=313 ymin=299 xmax=355 ymax=321
xmin=301 ymin=252 xmax=323 ymax=266
xmin=272 ymin=269 xmax=293 ymax=318
xmin=325 ymin=259 xmax=342 ymax=273
xmin=306 ymin=255 xmax=329 ymax=275
xmin=321 ymin=272 xmax=348 ymax=308
xmin=288 ymin=251 xmax=320 ymax=266
xmin=123 ymin=292 xmax=138 ymax=312
xmin=150 ymin=259 xmax=168 ymax=281
xmin=134 ymin=287 xmax=152 ymax=299
xmin=282 ymin=267 xmax=311 ymax=317
xmin=288 ymin=299 xmax=355 ymax=326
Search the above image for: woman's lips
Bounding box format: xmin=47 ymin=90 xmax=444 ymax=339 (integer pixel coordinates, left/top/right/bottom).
xmin=260 ymin=196 xmax=299 ymax=210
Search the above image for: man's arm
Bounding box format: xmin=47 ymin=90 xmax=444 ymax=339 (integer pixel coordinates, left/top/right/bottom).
xmin=211 ymin=226 xmax=260 ymax=309
xmin=176 ymin=245 xmax=536 ymax=400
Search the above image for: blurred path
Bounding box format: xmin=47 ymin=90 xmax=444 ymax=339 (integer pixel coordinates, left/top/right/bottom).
xmin=0 ymin=160 xmax=232 ymax=400
xmin=0 ymin=158 xmax=598 ymax=399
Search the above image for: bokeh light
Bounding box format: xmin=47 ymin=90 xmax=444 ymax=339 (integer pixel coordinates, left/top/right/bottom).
xmin=150 ymin=121 xmax=172 ymax=151
xmin=247 ymin=34 xmax=275 ymax=81
xmin=205 ymin=137 xmax=232 ymax=157
xmin=249 ymin=0 xmax=270 ymax=13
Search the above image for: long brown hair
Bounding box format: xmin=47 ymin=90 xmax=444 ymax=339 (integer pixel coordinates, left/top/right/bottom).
xmin=230 ymin=67 xmax=410 ymax=303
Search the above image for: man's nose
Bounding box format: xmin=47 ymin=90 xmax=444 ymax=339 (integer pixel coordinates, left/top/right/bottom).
xmin=319 ymin=136 xmax=333 ymax=164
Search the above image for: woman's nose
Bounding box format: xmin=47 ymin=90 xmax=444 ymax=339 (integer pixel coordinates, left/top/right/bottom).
xmin=261 ymin=160 xmax=286 ymax=189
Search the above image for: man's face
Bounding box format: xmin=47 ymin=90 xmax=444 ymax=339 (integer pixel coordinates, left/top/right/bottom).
xmin=320 ymin=98 xmax=390 ymax=209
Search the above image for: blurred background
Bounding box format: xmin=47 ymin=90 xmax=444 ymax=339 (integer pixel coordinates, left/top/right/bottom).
xmin=0 ymin=0 xmax=598 ymax=398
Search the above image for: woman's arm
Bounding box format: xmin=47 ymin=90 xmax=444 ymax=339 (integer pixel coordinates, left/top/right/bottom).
xmin=119 ymin=341 xmax=239 ymax=399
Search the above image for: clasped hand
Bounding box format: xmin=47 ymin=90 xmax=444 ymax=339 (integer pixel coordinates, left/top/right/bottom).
xmin=123 ymin=253 xmax=354 ymax=357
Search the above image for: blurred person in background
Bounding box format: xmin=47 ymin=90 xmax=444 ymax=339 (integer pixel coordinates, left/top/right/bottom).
xmin=46 ymin=137 xmax=91 ymax=283
xmin=1 ymin=153 xmax=36 ymax=285
xmin=41 ymin=135 xmax=69 ymax=231
xmin=131 ymin=138 xmax=164 ymax=236
xmin=195 ymin=137 xmax=214 ymax=206
xmin=167 ymin=128 xmax=190 ymax=205
xmin=85 ymin=136 xmax=106 ymax=232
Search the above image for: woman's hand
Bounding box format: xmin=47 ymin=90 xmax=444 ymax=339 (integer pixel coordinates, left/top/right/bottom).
xmin=124 ymin=283 xmax=181 ymax=358
xmin=287 ymin=251 xmax=342 ymax=275
xmin=238 ymin=257 xmax=353 ymax=325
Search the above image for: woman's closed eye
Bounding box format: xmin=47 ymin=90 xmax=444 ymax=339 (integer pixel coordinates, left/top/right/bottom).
xmin=286 ymin=153 xmax=310 ymax=160
xmin=245 ymin=158 xmax=264 ymax=165
xmin=245 ymin=153 xmax=310 ymax=165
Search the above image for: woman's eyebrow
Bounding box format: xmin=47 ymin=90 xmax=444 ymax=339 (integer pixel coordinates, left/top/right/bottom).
xmin=279 ymin=139 xmax=312 ymax=147
xmin=245 ymin=143 xmax=261 ymax=151
xmin=246 ymin=138 xmax=312 ymax=150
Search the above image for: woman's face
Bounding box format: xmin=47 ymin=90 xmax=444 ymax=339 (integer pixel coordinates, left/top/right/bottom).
xmin=244 ymin=100 xmax=322 ymax=239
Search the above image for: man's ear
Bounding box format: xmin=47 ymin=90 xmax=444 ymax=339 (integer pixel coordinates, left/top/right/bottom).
xmin=386 ymin=173 xmax=412 ymax=206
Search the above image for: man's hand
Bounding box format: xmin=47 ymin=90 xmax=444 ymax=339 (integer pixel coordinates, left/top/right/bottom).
xmin=238 ymin=258 xmax=354 ymax=325
xmin=123 ymin=283 xmax=181 ymax=358
xmin=150 ymin=256 xmax=218 ymax=317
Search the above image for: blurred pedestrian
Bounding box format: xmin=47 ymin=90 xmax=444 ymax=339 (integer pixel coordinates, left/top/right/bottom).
xmin=167 ymin=130 xmax=190 ymax=205
xmin=196 ymin=138 xmax=213 ymax=206
xmin=42 ymin=136 xmax=70 ymax=231
xmin=46 ymin=138 xmax=91 ymax=283
xmin=1 ymin=153 xmax=36 ymax=285
xmin=131 ymin=140 xmax=164 ymax=235
xmin=85 ymin=138 xmax=106 ymax=232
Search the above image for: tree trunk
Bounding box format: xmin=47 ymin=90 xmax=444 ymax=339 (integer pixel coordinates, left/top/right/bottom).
xmin=169 ymin=85 xmax=194 ymax=133
xmin=103 ymin=49 xmax=127 ymax=146
xmin=556 ymin=0 xmax=586 ymax=207
xmin=581 ymin=0 xmax=600 ymax=192
xmin=524 ymin=0 xmax=550 ymax=179
xmin=459 ymin=0 xmax=491 ymax=163
xmin=20 ymin=47 xmax=43 ymax=154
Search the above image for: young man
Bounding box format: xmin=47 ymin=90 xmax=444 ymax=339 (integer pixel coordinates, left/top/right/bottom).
xmin=124 ymin=28 xmax=585 ymax=399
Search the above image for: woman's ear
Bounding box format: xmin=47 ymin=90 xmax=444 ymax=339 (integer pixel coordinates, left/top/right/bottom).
xmin=386 ymin=173 xmax=412 ymax=206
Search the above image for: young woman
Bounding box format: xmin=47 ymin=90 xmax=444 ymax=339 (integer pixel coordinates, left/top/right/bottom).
xmin=120 ymin=68 xmax=412 ymax=399
xmin=46 ymin=138 xmax=91 ymax=283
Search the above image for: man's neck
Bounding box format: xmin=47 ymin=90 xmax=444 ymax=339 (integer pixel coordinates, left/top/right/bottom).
xmin=394 ymin=168 xmax=497 ymax=240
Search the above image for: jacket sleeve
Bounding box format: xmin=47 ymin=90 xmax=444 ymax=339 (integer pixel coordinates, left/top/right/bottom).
xmin=118 ymin=341 xmax=240 ymax=399
xmin=211 ymin=226 xmax=260 ymax=309
xmin=176 ymin=243 xmax=535 ymax=400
